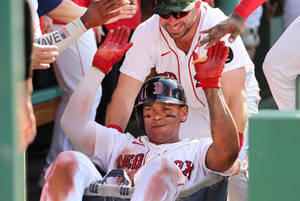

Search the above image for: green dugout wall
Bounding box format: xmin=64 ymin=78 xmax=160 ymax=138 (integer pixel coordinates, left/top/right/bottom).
xmin=0 ymin=0 xmax=26 ymax=201
xmin=249 ymin=109 xmax=300 ymax=201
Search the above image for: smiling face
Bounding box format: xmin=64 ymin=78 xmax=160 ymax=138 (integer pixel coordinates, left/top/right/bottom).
xmin=143 ymin=102 xmax=188 ymax=145
xmin=159 ymin=5 xmax=199 ymax=40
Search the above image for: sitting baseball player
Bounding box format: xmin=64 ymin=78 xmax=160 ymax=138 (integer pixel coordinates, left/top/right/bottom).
xmin=40 ymin=26 xmax=240 ymax=201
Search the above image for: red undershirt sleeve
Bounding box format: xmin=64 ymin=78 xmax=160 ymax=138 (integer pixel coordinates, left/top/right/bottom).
xmin=233 ymin=0 xmax=266 ymax=18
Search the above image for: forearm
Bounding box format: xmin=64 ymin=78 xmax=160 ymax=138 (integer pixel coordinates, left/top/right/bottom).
xmin=233 ymin=0 xmax=266 ymax=18
xmin=105 ymin=92 xmax=135 ymax=130
xmin=61 ymin=67 xmax=105 ymax=155
xmin=205 ymin=89 xmax=239 ymax=171
xmin=47 ymin=0 xmax=87 ymax=23
xmin=226 ymin=87 xmax=248 ymax=134
xmin=36 ymin=18 xmax=87 ymax=53
xmin=105 ymin=73 xmax=143 ymax=130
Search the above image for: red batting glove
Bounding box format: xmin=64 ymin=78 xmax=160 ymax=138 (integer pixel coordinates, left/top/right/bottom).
xmin=193 ymin=41 xmax=229 ymax=90
xmin=92 ymin=26 xmax=133 ymax=74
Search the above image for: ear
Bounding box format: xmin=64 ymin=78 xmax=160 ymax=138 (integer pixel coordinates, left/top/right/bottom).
xmin=180 ymin=106 xmax=188 ymax=122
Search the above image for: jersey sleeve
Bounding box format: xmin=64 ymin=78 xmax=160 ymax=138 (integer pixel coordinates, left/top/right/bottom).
xmin=37 ymin=0 xmax=63 ymax=17
xmin=120 ymin=17 xmax=160 ymax=82
xmin=233 ymin=0 xmax=266 ymax=19
xmin=91 ymin=126 xmax=135 ymax=172
xmin=195 ymin=138 xmax=240 ymax=177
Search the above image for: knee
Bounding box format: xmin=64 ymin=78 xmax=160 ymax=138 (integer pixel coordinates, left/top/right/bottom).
xmin=44 ymin=151 xmax=80 ymax=184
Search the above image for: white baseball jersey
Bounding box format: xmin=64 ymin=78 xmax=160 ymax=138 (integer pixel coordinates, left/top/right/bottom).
xmin=263 ymin=16 xmax=300 ymax=110
xmin=120 ymin=2 xmax=259 ymax=139
xmin=27 ymin=0 xmax=42 ymax=39
xmin=91 ymin=126 xmax=237 ymax=188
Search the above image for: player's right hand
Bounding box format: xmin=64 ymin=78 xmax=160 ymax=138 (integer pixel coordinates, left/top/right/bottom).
xmin=80 ymin=0 xmax=136 ymax=29
xmin=198 ymin=13 xmax=246 ymax=48
xmin=92 ymin=26 xmax=133 ymax=74
xmin=193 ymin=41 xmax=228 ymax=90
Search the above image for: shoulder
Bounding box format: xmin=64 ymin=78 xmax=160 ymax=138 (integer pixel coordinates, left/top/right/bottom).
xmin=200 ymin=3 xmax=227 ymax=28
xmin=133 ymin=15 xmax=160 ymax=40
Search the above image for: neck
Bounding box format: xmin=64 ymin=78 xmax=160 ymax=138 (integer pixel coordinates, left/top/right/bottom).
xmin=174 ymin=12 xmax=200 ymax=54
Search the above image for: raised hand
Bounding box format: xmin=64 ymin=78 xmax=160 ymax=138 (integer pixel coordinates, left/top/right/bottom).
xmin=198 ymin=13 xmax=246 ymax=48
xmin=80 ymin=0 xmax=136 ymax=29
xmin=92 ymin=26 xmax=133 ymax=74
xmin=193 ymin=41 xmax=229 ymax=90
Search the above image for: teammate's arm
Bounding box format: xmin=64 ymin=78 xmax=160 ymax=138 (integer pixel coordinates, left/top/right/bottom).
xmin=198 ymin=0 xmax=266 ymax=47
xmin=193 ymin=41 xmax=239 ymax=172
xmin=105 ymin=73 xmax=143 ymax=131
xmin=36 ymin=0 xmax=136 ymax=53
xmin=61 ymin=27 xmax=133 ymax=156
xmin=45 ymin=0 xmax=87 ymax=23
xmin=221 ymin=67 xmax=248 ymax=144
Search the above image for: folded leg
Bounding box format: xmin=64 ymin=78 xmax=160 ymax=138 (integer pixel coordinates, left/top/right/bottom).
xmin=132 ymin=157 xmax=185 ymax=201
xmin=40 ymin=151 xmax=102 ymax=201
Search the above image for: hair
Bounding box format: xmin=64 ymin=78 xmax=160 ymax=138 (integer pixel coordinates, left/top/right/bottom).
xmin=24 ymin=0 xmax=33 ymax=80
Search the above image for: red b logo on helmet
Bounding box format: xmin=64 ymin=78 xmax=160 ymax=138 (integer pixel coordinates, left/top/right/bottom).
xmin=153 ymin=82 xmax=163 ymax=94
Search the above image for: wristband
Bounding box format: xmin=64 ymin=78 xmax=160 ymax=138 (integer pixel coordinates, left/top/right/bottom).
xmin=106 ymin=124 xmax=123 ymax=133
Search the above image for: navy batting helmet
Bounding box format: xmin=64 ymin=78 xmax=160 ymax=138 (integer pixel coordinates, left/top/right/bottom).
xmin=135 ymin=76 xmax=187 ymax=129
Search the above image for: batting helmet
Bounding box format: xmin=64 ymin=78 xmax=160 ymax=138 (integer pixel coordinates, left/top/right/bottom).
xmin=135 ymin=76 xmax=187 ymax=129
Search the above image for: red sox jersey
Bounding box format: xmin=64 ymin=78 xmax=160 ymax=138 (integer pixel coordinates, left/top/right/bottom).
xmin=120 ymin=2 xmax=258 ymax=139
xmin=90 ymin=126 xmax=238 ymax=188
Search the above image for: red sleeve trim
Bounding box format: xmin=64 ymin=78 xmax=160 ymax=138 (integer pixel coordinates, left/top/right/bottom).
xmin=233 ymin=0 xmax=266 ymax=18
xmin=106 ymin=124 xmax=123 ymax=133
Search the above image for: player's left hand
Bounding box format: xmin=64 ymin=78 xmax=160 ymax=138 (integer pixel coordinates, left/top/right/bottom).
xmin=198 ymin=13 xmax=246 ymax=48
xmin=193 ymin=41 xmax=228 ymax=90
xmin=92 ymin=26 xmax=133 ymax=74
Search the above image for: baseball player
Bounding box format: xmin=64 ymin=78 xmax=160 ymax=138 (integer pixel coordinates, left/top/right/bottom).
xmin=40 ymin=26 xmax=241 ymax=201
xmin=105 ymin=0 xmax=260 ymax=200
xmin=263 ymin=16 xmax=300 ymax=110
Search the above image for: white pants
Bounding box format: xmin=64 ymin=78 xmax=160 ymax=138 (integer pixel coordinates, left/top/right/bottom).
xmin=40 ymin=151 xmax=185 ymax=201
xmin=45 ymin=25 xmax=102 ymax=171
xmin=263 ymin=16 xmax=300 ymax=110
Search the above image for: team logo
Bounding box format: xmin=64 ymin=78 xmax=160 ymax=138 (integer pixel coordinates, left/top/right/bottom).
xmin=226 ymin=47 xmax=234 ymax=64
xmin=153 ymin=82 xmax=163 ymax=94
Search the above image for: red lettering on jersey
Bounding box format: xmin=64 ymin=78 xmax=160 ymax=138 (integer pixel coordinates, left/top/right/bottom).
xmin=123 ymin=154 xmax=134 ymax=168
xmin=158 ymin=72 xmax=178 ymax=80
xmin=174 ymin=160 xmax=184 ymax=169
xmin=118 ymin=154 xmax=145 ymax=169
xmin=182 ymin=161 xmax=194 ymax=180
xmin=153 ymin=82 xmax=163 ymax=94
xmin=132 ymin=154 xmax=145 ymax=169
